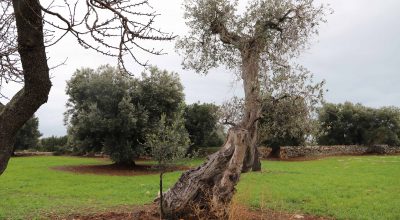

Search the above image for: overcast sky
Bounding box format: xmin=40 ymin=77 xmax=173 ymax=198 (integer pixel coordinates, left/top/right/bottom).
xmin=2 ymin=0 xmax=400 ymax=137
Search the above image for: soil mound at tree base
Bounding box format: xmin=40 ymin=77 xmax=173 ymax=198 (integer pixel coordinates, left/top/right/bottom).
xmin=61 ymin=204 xmax=331 ymax=220
xmin=52 ymin=164 xmax=190 ymax=176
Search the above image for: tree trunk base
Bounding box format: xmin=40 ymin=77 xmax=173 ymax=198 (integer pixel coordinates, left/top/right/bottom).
xmin=161 ymin=127 xmax=260 ymax=219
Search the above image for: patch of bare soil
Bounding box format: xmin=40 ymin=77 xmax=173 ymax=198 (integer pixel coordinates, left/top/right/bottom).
xmin=229 ymin=204 xmax=332 ymax=220
xmin=51 ymin=164 xmax=190 ymax=176
xmin=53 ymin=205 xmax=159 ymax=220
xmin=57 ymin=204 xmax=332 ymax=220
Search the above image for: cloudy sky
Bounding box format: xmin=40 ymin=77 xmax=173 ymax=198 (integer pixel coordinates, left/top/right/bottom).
xmin=2 ymin=0 xmax=400 ymax=137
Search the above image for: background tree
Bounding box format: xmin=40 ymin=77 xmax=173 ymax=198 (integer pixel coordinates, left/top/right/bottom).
xmin=65 ymin=66 xmax=185 ymax=166
xmin=0 ymin=103 xmax=41 ymax=152
xmin=65 ymin=66 xmax=137 ymax=158
xmin=39 ymin=135 xmax=68 ymax=152
xmin=259 ymin=64 xmax=324 ymax=155
xmin=0 ymin=0 xmax=173 ymax=175
xmin=184 ymin=103 xmax=224 ymax=149
xmin=162 ymin=0 xmax=328 ymax=217
xmin=220 ymin=65 xmax=325 ymax=156
xmin=130 ymin=67 xmax=185 ymax=130
xmin=369 ymin=107 xmax=400 ymax=146
xmin=14 ymin=116 xmax=41 ymax=151
xmin=145 ymin=113 xmax=190 ymax=219
xmin=317 ymin=102 xmax=400 ymax=146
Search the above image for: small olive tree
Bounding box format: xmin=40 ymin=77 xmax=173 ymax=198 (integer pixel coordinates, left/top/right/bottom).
xmin=145 ymin=112 xmax=190 ymax=219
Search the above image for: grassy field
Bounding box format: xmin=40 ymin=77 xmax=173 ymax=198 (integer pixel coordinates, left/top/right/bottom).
xmin=0 ymin=156 xmax=399 ymax=220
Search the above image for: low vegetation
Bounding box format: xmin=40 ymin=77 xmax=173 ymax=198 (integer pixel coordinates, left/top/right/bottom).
xmin=1 ymin=156 xmax=399 ymax=220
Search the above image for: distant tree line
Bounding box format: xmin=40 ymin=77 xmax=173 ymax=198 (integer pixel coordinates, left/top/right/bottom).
xmin=39 ymin=136 xmax=68 ymax=152
xmin=317 ymin=102 xmax=400 ymax=146
xmin=258 ymin=101 xmax=400 ymax=148
xmin=11 ymin=66 xmax=400 ymax=162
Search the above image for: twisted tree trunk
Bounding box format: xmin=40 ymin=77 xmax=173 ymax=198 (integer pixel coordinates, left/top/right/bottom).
xmin=161 ymin=46 xmax=261 ymax=219
xmin=0 ymin=0 xmax=51 ymax=175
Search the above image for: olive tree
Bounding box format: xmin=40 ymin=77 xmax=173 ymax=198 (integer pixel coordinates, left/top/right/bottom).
xmin=0 ymin=0 xmax=173 ymax=175
xmin=162 ymin=0 xmax=329 ymax=218
xmin=221 ymin=67 xmax=325 ymax=156
xmin=65 ymin=66 xmax=185 ymax=166
xmin=184 ymin=103 xmax=223 ymax=148
xmin=145 ymin=113 xmax=190 ymax=219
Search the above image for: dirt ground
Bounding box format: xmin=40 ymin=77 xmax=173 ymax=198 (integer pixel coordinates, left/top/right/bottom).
xmin=52 ymin=163 xmax=190 ymax=176
xmin=58 ymin=204 xmax=331 ymax=220
xmin=50 ymin=155 xmax=349 ymax=177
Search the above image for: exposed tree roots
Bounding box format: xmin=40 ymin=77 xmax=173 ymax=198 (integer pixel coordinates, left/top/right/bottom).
xmin=162 ymin=127 xmax=260 ymax=219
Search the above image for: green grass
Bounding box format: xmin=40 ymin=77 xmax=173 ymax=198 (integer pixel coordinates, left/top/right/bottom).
xmin=1 ymin=156 xmax=399 ymax=219
xmin=0 ymin=156 xmax=190 ymax=219
xmin=237 ymin=156 xmax=400 ymax=220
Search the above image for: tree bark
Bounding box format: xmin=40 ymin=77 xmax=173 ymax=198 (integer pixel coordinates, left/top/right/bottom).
xmin=161 ymin=47 xmax=261 ymax=219
xmin=160 ymin=171 xmax=164 ymax=219
xmin=240 ymin=45 xmax=262 ymax=173
xmin=0 ymin=0 xmax=52 ymax=175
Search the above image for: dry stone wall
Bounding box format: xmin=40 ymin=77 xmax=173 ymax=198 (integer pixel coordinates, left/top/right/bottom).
xmin=279 ymin=145 xmax=400 ymax=159
xmin=258 ymin=147 xmax=272 ymax=158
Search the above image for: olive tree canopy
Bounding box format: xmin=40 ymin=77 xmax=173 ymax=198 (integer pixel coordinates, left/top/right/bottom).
xmin=177 ymin=0 xmax=327 ymax=74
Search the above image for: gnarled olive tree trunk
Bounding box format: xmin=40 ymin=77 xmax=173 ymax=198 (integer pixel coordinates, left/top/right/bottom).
xmin=164 ymin=0 xmax=327 ymax=217
xmin=161 ymin=46 xmax=261 ymax=219
xmin=0 ymin=0 xmax=51 ymax=175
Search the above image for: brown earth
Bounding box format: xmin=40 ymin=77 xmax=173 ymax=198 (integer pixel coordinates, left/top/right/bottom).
xmin=57 ymin=204 xmax=331 ymax=220
xmin=51 ymin=163 xmax=190 ymax=176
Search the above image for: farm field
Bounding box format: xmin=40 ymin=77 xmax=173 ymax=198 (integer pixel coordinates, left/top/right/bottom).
xmin=0 ymin=156 xmax=399 ymax=220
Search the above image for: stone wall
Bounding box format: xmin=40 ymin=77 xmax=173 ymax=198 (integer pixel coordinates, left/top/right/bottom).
xmin=278 ymin=145 xmax=400 ymax=159
xmin=257 ymin=147 xmax=272 ymax=159
xmin=13 ymin=151 xmax=54 ymax=157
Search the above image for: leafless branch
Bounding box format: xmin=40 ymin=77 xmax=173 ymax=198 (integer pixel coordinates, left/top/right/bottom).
xmin=0 ymin=0 xmax=175 ymax=94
